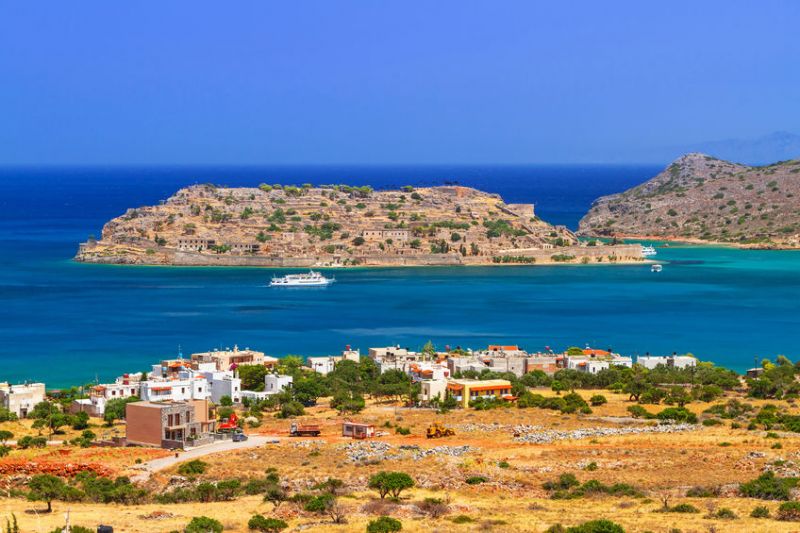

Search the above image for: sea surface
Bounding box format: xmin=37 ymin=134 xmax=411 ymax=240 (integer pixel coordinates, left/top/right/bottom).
xmin=1 ymin=165 xmax=799 ymax=386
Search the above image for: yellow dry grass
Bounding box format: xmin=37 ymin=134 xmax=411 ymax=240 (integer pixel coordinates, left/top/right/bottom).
xmin=2 ymin=390 xmax=799 ymax=532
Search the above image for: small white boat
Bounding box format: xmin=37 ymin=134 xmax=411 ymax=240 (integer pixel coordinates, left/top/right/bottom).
xmin=641 ymin=245 xmax=657 ymax=257
xmin=269 ymin=270 xmax=334 ymax=287
xmin=651 ymin=264 xmax=663 ymax=273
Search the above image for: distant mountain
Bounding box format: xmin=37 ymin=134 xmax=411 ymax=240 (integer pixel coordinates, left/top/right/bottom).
xmin=578 ymin=153 xmax=800 ymax=248
xmin=651 ymin=131 xmax=800 ymax=166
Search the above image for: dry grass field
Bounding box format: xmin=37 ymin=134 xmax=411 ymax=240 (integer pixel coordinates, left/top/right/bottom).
xmin=2 ymin=390 xmax=800 ymax=532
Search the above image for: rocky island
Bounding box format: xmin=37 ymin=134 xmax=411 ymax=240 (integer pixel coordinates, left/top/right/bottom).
xmin=76 ymin=184 xmax=642 ymax=267
xmin=579 ymin=153 xmax=800 ymax=248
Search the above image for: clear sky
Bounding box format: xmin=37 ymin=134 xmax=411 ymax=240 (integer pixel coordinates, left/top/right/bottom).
xmin=1 ymin=1 xmax=798 ymax=165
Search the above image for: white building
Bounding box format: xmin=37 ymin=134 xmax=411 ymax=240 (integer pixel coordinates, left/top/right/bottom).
xmin=140 ymin=363 xmax=211 ymax=402
xmin=637 ymin=355 xmax=697 ymax=370
xmin=0 ymin=382 xmax=46 ymax=418
xmin=368 ymin=346 xmax=415 ymax=360
xmin=308 ymin=348 xmax=360 ymax=375
xmin=79 ymin=373 xmax=143 ymax=415
xmin=308 ymin=356 xmax=338 ymax=375
xmin=567 ymin=355 xmax=632 ymax=374
xmin=419 ymin=379 xmax=448 ymax=403
xmin=200 ymin=370 xmax=242 ymax=404
xmin=241 ymin=390 xmax=270 ymax=402
xmin=265 ymin=374 xmax=293 ymax=395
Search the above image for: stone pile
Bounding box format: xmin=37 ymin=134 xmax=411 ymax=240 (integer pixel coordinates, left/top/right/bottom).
xmin=412 ymin=445 xmax=473 ymax=460
xmin=512 ymin=423 xmax=698 ymax=444
xmin=340 ymin=441 xmax=475 ymax=463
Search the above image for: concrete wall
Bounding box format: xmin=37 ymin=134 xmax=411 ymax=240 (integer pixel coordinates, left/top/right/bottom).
xmin=125 ymin=404 xmax=163 ymax=447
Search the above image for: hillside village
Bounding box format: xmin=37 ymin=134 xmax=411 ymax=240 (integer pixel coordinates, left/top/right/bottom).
xmin=76 ymin=184 xmax=643 ymax=267
xmin=4 ymin=343 xmax=800 ymax=531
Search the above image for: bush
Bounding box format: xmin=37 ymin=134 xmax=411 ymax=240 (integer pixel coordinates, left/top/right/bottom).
xmin=367 ymin=516 xmax=402 ymax=533
xmin=667 ymin=503 xmax=699 ymax=513
xmin=750 ymin=505 xmax=770 ymax=518
xmin=626 ymin=405 xmax=652 ymax=419
xmin=740 ymin=472 xmax=798 ymax=500
xmin=185 ymin=516 xmax=223 ymax=533
xmin=656 ymin=407 xmax=698 ymax=424
xmin=778 ymin=501 xmax=800 ymax=521
xmin=278 ymin=401 xmax=305 ymax=418
xmin=589 ymin=395 xmax=607 ymax=406
xmin=685 ymin=486 xmax=719 ymax=498
xmin=566 ymin=520 xmax=625 ymax=533
xmin=714 ymin=508 xmax=737 ymax=519
xmin=465 ymin=476 xmax=487 ymax=485
xmin=449 ymin=515 xmax=475 ymax=524
xmin=248 ymin=514 xmax=288 ymax=532
xmin=543 ymin=473 xmax=580 ymax=491
xmin=178 ymin=460 xmax=208 ymax=477
xmin=418 ymin=497 xmax=448 ymax=518
xmin=17 ymin=436 xmax=47 ymax=449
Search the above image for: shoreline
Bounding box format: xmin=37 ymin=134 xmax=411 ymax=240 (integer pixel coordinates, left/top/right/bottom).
xmin=74 ymin=243 xmax=646 ymax=269
xmin=588 ymin=233 xmax=800 ymax=250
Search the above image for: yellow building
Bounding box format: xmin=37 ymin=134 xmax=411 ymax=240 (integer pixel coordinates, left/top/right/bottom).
xmin=446 ymin=378 xmax=513 ymax=408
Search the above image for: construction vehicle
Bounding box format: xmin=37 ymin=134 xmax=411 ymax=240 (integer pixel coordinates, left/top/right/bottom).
xmin=426 ymin=422 xmax=455 ymax=438
xmin=289 ymin=422 xmax=321 ymax=437
xmin=218 ymin=412 xmax=239 ymax=432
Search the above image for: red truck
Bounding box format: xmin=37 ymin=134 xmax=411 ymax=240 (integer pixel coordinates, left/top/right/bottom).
xmin=289 ymin=422 xmax=321 ymax=437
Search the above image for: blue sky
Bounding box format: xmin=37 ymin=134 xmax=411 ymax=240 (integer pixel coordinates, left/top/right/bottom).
xmin=0 ymin=1 xmax=798 ymax=165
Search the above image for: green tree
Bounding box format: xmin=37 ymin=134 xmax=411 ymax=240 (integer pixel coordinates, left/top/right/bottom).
xmin=330 ymin=389 xmax=365 ymax=414
xmin=368 ymin=471 xmax=415 ymax=500
xmin=71 ymin=411 xmax=90 ymax=430
xmin=305 ymin=493 xmax=347 ymax=523
xmin=27 ymin=474 xmax=67 ymax=513
xmin=238 ymin=365 xmax=268 ymax=391
xmin=279 ymin=401 xmax=305 ymax=418
xmin=103 ymin=396 xmax=139 ymax=425
xmin=219 ymin=395 xmax=233 ymax=407
xmin=0 ymin=430 xmax=13 ymax=445
xmin=29 ymin=401 xmax=67 ymax=437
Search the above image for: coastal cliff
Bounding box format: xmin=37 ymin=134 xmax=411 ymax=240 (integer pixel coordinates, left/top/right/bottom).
xmin=76 ymin=184 xmax=642 ymax=267
xmin=578 ymin=154 xmax=800 ymax=248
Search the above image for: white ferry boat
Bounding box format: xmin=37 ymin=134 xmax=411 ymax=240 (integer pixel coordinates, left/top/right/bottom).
xmin=269 ymin=270 xmax=334 ymax=287
xmin=641 ymin=244 xmax=657 ymax=257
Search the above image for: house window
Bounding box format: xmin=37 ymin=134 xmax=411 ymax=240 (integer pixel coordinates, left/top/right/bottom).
xmin=175 ymin=413 xmax=181 ymax=425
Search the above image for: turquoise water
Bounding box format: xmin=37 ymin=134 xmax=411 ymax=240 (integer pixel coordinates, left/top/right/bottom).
xmin=1 ymin=167 xmax=799 ymax=386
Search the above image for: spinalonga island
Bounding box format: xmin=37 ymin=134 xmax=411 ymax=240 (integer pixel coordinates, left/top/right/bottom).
xmin=76 ymin=184 xmax=643 ymax=267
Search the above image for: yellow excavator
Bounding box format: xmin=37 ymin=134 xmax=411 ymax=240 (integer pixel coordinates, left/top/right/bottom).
xmin=426 ymin=422 xmax=455 ymax=438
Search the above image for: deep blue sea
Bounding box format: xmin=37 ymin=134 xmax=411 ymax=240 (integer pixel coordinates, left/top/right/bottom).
xmin=1 ymin=165 xmax=799 ymax=386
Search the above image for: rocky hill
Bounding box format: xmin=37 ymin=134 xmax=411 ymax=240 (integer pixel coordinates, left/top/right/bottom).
xmin=76 ymin=183 xmax=642 ymax=267
xmin=579 ymin=153 xmax=800 ymax=248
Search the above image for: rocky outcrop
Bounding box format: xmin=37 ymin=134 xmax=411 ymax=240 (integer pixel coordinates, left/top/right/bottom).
xmin=579 ymin=153 xmax=800 ymax=248
xmin=76 ymin=183 xmax=642 ymax=266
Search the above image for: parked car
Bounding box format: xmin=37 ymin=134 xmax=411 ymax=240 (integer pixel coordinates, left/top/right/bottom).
xmin=232 ymin=432 xmax=248 ymax=442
